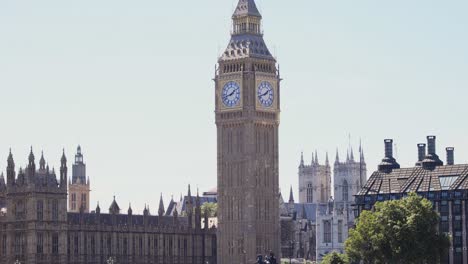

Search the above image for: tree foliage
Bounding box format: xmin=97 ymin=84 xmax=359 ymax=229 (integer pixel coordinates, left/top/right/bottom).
xmin=201 ymin=202 xmax=217 ymax=217
xmin=321 ymin=251 xmax=349 ymax=264
xmin=345 ymin=193 xmax=450 ymax=264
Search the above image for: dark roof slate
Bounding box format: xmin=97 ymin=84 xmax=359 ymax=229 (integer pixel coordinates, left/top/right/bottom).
xmin=220 ymin=34 xmax=274 ymax=61
xmin=233 ymin=0 xmax=261 ymax=18
xmin=357 ymin=164 xmax=468 ymax=196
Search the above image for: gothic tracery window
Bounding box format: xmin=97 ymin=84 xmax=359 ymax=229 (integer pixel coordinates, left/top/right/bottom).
xmin=37 ymin=200 xmax=43 ymax=221
xmin=52 ymin=199 xmax=59 ymax=221
xmin=15 ymin=200 xmax=25 ymax=220
xmin=343 ymin=180 xmax=349 ymax=202
xmin=71 ymin=193 xmax=76 ymax=211
xmin=338 ymin=220 xmax=343 ymax=243
xmin=37 ymin=233 xmax=44 ymax=254
xmin=307 ymin=183 xmax=313 ymax=203
xmin=52 ymin=234 xmax=59 ymax=255
xmin=323 ymin=220 xmax=332 ymax=243
xmin=321 ymin=184 xmax=325 ymax=202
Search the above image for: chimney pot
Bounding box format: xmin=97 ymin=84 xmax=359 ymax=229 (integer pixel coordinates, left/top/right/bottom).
xmin=446 ymin=147 xmax=455 ymax=166
xmin=422 ymin=135 xmax=444 ymax=169
xmin=384 ymin=139 xmax=393 ymax=158
xmin=417 ymin=144 xmax=426 ymax=162
xmin=427 ymin=136 xmax=437 ymax=155
xmin=379 ymin=139 xmax=400 ymax=173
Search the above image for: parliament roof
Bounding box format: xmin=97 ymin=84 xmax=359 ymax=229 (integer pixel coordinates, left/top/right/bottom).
xmin=357 ymin=164 xmax=468 ymax=196
xmin=67 ymin=212 xmax=187 ymax=228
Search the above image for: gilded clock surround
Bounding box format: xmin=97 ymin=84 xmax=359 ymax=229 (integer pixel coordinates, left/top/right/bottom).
xmin=217 ymin=77 xmax=243 ymax=112
xmin=255 ymin=77 xmax=278 ymax=111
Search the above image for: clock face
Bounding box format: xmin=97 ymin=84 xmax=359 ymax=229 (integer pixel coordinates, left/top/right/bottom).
xmin=221 ymin=81 xmax=241 ymax=107
xmin=257 ymin=81 xmax=274 ymax=107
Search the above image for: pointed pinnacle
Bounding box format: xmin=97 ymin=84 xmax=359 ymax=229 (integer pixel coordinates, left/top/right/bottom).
xmin=289 ymin=185 xmax=294 ymax=203
xmin=299 ymin=151 xmax=304 ymax=167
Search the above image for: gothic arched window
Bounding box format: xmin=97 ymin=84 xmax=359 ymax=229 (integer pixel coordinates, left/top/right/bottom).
xmin=323 ymin=220 xmax=332 ymax=243
xmin=343 ymin=180 xmax=349 ymax=202
xmin=321 ymin=184 xmax=325 ymax=202
xmin=307 ymin=183 xmax=313 ymax=203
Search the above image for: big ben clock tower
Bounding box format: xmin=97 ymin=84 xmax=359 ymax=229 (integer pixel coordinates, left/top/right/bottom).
xmin=215 ymin=0 xmax=281 ymax=263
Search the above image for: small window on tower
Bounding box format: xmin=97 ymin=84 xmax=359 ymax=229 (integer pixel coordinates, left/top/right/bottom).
xmin=338 ymin=220 xmax=343 ymax=243
xmin=37 ymin=200 xmax=44 ymax=221
xmin=343 ymin=180 xmax=349 ymax=202
xmin=307 ymin=183 xmax=313 ymax=203
xmin=52 ymin=234 xmax=59 ymax=255
xmin=323 ymin=220 xmax=332 ymax=243
xmin=52 ymin=200 xmax=59 ymax=221
xmin=37 ymin=233 xmax=44 ymax=254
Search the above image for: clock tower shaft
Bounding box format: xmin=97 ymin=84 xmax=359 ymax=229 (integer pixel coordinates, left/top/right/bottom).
xmin=215 ymin=1 xmax=281 ymax=263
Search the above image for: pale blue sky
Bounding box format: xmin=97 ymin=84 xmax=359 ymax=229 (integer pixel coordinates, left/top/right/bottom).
xmin=1 ymin=0 xmax=467 ymax=212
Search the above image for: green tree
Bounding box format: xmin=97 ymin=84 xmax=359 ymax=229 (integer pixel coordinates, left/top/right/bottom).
xmin=345 ymin=192 xmax=450 ymax=264
xmin=321 ymin=251 xmax=349 ymax=264
xmin=201 ymin=202 xmax=217 ymax=217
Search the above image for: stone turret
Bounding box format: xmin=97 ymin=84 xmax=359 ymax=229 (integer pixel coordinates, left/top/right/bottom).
xmin=143 ymin=204 xmax=149 ymax=216
xmin=96 ymin=202 xmax=101 ymax=214
xmin=334 ymin=146 xmax=367 ymax=206
xmin=299 ymin=152 xmax=304 ymax=168
xmin=195 ymin=189 xmax=202 ymax=230
xmin=109 ymin=196 xmax=120 ymax=215
xmin=335 ymin=149 xmax=340 ymax=165
xmin=158 ymin=193 xmax=165 ymax=217
xmin=186 ymin=184 xmax=193 ymax=227
xmin=0 ymin=173 xmax=5 ymax=191
xmin=173 ymin=207 xmax=179 ymax=224
xmin=39 ymin=151 xmax=46 ymax=170
xmin=69 ymin=146 xmax=91 ymax=213
xmin=3 ymin=148 xmax=69 ymax=262
xmin=128 ymin=203 xmax=133 ymax=216
xmin=28 ymin=147 xmax=36 ymax=177
xmin=288 ymin=185 xmax=295 ymax=203
xmin=7 ymin=149 xmax=15 ymax=186
xmin=298 ymin=150 xmax=332 ymax=203
xmin=0 ymin=173 xmax=5 ymax=208
xmin=60 ymin=149 xmax=67 ymax=188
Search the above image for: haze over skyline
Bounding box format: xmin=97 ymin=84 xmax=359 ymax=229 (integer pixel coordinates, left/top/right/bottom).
xmin=1 ymin=0 xmax=467 ymax=211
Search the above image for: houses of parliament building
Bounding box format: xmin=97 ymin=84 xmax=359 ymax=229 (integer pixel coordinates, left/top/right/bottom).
xmin=0 ymin=147 xmax=217 ymax=264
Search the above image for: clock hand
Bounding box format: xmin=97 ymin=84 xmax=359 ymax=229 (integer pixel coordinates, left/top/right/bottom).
xmin=260 ymin=90 xmax=269 ymax=97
